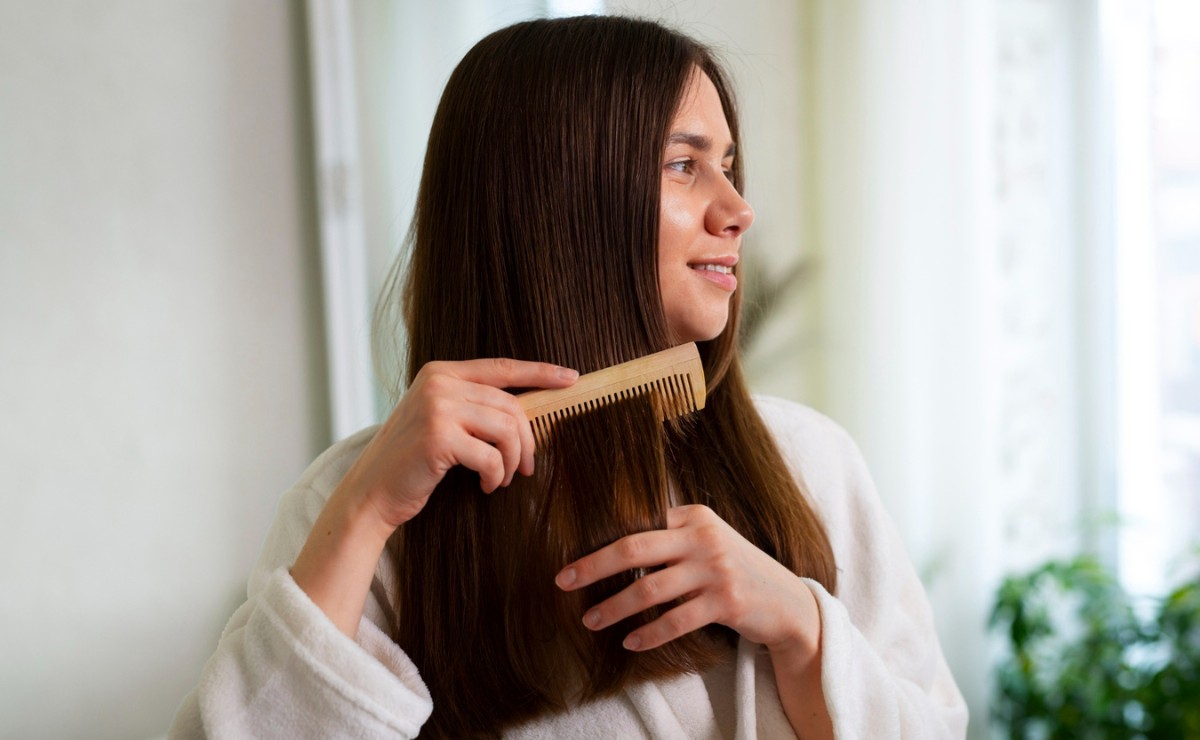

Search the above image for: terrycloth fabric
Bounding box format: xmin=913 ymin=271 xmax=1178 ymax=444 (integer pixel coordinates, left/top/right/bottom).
xmin=170 ymin=396 xmax=968 ymax=739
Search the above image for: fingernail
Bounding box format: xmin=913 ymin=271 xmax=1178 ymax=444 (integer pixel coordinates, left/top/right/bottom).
xmin=555 ymin=568 xmax=576 ymax=588
xmin=583 ymin=610 xmax=600 ymax=628
xmin=557 ymin=366 xmax=579 ymax=380
xmin=623 ymin=634 xmax=642 ymax=651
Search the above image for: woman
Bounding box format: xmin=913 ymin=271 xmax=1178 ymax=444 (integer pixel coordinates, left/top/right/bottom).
xmin=172 ymin=15 xmax=967 ymax=739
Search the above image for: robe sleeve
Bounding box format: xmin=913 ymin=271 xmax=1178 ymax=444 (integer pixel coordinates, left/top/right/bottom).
xmin=756 ymin=397 xmax=969 ymax=739
xmin=168 ymin=429 xmax=433 ymax=739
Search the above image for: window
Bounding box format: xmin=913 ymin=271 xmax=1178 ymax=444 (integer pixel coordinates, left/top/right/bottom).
xmin=1109 ymin=0 xmax=1200 ymax=596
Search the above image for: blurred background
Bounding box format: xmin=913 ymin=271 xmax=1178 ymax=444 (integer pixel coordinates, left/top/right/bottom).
xmin=1 ymin=0 xmax=1197 ymax=737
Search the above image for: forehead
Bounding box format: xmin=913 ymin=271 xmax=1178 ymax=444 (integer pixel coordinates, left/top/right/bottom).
xmin=669 ymin=70 xmax=732 ymax=142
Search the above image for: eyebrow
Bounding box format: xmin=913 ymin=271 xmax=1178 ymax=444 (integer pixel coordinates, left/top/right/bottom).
xmin=667 ymin=132 xmax=736 ymax=158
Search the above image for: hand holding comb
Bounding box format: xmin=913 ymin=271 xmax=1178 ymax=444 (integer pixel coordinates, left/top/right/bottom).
xmin=517 ymin=343 xmax=706 ymax=448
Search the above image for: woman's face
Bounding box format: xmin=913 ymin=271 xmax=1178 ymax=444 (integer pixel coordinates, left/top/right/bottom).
xmin=657 ymin=70 xmax=754 ymax=344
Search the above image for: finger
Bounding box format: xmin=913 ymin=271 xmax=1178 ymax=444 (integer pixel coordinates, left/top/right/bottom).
xmin=451 ymin=433 xmax=508 ymax=493
xmin=580 ymin=562 xmax=707 ymax=631
xmin=516 ymin=401 xmax=536 ymax=477
xmin=454 ymin=384 xmax=538 ymax=477
xmin=621 ymin=596 xmax=717 ymax=652
xmin=460 ymin=404 xmax=524 ymax=488
xmin=444 ymin=357 xmax=579 ymax=391
xmin=413 ymin=372 xmax=538 ymax=479
xmin=555 ymin=529 xmax=689 ymax=591
xmin=666 ymin=504 xmax=715 ymax=529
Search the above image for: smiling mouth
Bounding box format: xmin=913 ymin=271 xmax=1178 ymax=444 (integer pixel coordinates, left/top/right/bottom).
xmin=688 ymin=263 xmax=734 ymax=274
xmin=688 ymin=262 xmax=738 ymax=291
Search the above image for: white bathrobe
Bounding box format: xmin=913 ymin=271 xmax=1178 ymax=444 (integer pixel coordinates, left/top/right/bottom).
xmin=170 ymin=396 xmax=968 ymax=738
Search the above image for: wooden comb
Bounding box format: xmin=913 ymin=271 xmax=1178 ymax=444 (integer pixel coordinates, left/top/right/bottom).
xmin=517 ymin=342 xmax=706 ymax=448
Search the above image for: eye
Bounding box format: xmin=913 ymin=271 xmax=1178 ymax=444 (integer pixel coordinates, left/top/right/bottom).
xmin=665 ymin=159 xmax=696 ymax=175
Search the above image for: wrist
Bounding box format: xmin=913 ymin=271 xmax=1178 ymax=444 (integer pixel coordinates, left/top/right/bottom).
xmin=769 ymin=583 xmax=833 ymax=739
xmin=290 ymin=485 xmax=398 ymax=638
xmin=765 ymin=582 xmax=823 ymax=676
xmin=326 ymin=471 xmax=408 ymax=547
xmin=337 ymin=481 xmax=404 ymax=549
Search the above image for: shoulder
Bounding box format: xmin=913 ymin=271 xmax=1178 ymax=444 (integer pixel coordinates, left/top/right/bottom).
xmin=292 ymin=424 xmax=381 ymax=499
xmin=246 ymin=425 xmax=382 ymax=590
xmin=751 ymin=395 xmax=865 ymax=477
xmin=751 ymin=395 xmax=854 ymax=445
xmin=749 ymin=395 xmax=880 ymax=540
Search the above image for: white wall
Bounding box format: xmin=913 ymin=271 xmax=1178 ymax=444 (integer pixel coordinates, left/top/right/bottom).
xmin=0 ymin=3 xmax=327 ymax=738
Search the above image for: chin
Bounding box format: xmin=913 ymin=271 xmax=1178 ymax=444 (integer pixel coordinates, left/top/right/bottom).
xmin=670 ymin=316 xmax=730 ymax=344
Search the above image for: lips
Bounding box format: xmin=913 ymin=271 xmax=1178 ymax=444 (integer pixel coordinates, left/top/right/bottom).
xmin=688 ymin=260 xmax=737 ymax=291
xmin=687 ymin=254 xmax=739 ymax=269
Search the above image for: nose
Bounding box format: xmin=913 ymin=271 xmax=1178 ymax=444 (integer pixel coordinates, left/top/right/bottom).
xmin=706 ymin=177 xmax=755 ymax=237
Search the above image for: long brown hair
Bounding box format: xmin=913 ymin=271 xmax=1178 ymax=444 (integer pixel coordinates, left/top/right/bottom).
xmin=373 ymin=15 xmax=836 ymax=737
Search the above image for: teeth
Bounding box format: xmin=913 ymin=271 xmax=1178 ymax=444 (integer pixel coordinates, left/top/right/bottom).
xmin=694 ymin=264 xmax=732 ymax=274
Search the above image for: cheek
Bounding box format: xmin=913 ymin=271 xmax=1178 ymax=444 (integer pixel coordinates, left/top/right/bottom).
xmin=660 ymin=194 xmax=691 ymax=228
xmin=658 ymin=191 xmax=697 ymax=262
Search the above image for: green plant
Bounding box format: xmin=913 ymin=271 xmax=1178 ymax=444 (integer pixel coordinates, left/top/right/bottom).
xmin=989 ymin=556 xmax=1200 ymax=739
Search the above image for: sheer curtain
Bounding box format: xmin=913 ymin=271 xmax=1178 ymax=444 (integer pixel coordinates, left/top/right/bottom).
xmin=808 ymin=3 xmax=1104 ymax=735
xmin=810 ymin=4 xmax=1002 ymax=733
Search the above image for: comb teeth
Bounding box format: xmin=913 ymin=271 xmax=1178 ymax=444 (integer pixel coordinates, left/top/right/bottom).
xmin=517 ymin=343 xmax=706 ymax=449
xmin=525 ymin=373 xmax=700 ymax=448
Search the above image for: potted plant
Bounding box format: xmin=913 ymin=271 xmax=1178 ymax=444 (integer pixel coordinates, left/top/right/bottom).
xmin=989 ymin=555 xmax=1200 ymax=738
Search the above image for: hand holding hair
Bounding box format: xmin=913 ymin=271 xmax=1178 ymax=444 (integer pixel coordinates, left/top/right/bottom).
xmin=291 ymin=357 xmax=578 ymax=638
xmin=555 ymin=503 xmax=835 ymax=739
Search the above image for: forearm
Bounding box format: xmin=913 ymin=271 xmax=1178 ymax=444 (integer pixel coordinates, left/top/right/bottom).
xmin=291 ymin=484 xmax=396 ymax=639
xmin=768 ymin=583 xmax=834 ymax=740
xmin=290 ymin=359 xmax=573 ymax=640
